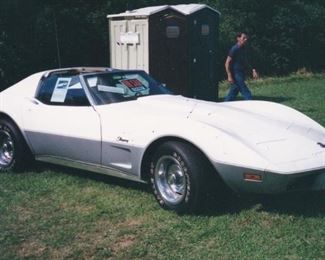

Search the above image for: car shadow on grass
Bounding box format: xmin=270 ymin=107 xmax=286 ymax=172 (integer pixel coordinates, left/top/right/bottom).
xmin=256 ymin=191 xmax=325 ymax=217
xmin=199 ymin=189 xmax=325 ymax=217
xmin=33 ymin=162 xmax=324 ymax=218
xmin=33 ymin=162 xmax=150 ymax=192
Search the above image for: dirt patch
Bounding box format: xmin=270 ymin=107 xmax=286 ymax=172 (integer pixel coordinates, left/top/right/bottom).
xmin=14 ymin=206 xmax=34 ymax=222
xmin=122 ymin=218 xmax=142 ymax=228
xmin=18 ymin=240 xmax=47 ymax=258
xmin=107 ymin=217 xmax=145 ymax=257
xmin=111 ymin=234 xmax=136 ymax=254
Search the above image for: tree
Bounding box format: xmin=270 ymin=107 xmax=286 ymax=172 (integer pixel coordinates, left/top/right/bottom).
xmin=0 ymin=0 xmax=324 ymax=88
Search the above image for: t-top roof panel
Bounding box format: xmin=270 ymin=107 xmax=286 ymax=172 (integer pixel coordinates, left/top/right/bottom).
xmin=107 ymin=4 xmax=220 ymax=19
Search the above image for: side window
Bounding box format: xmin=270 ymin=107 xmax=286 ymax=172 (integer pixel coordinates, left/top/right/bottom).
xmin=37 ymin=74 xmax=90 ymax=106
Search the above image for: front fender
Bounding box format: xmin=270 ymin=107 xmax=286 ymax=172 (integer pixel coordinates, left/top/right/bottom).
xmin=134 ymin=117 xmax=270 ymax=176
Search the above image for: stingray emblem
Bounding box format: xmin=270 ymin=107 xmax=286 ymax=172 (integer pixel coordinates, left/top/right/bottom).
xmin=317 ymin=142 xmax=325 ymax=148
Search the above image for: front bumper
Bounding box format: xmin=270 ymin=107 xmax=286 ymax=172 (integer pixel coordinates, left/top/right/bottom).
xmin=214 ymin=163 xmax=325 ymax=194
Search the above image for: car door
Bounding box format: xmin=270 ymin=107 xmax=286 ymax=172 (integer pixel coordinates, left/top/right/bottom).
xmin=22 ymin=73 xmax=101 ymax=164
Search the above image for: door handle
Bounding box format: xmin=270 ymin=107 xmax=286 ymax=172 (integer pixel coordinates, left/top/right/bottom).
xmin=25 ymin=98 xmax=40 ymax=112
xmin=27 ymin=98 xmax=40 ymax=105
xmin=31 ymin=99 xmax=39 ymax=105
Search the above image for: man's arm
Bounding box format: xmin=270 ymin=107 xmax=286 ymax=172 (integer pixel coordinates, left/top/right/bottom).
xmin=225 ymin=56 xmax=234 ymax=83
xmin=244 ymin=48 xmax=259 ymax=79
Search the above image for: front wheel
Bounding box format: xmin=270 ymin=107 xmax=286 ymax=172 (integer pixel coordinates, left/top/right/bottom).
xmin=150 ymin=141 xmax=211 ymax=213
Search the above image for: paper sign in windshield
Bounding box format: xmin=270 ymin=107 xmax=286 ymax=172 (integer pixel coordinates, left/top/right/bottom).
xmin=120 ymin=79 xmax=146 ymax=92
xmin=98 ymin=84 xmax=125 ymax=94
xmin=51 ymin=77 xmax=71 ymax=102
xmin=87 ymin=77 xmax=98 ymax=87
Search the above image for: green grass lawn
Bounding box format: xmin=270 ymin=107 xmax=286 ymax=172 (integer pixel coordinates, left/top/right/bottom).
xmin=1 ymin=73 xmax=325 ymax=259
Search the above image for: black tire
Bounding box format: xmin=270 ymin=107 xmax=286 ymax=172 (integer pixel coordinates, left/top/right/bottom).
xmin=150 ymin=141 xmax=212 ymax=213
xmin=0 ymin=118 xmax=30 ymax=172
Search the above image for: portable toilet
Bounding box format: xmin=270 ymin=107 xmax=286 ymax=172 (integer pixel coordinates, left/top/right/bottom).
xmin=107 ymin=4 xmax=220 ymax=101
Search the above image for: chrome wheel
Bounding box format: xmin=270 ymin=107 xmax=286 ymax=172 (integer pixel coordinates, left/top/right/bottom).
xmin=154 ymin=155 xmax=186 ymax=205
xmin=0 ymin=129 xmax=14 ymax=167
xmin=150 ymin=141 xmax=210 ymax=213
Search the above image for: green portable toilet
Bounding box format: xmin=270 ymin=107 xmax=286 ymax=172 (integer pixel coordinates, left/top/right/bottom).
xmin=107 ymin=4 xmax=220 ymax=101
xmin=175 ymin=5 xmax=220 ymax=101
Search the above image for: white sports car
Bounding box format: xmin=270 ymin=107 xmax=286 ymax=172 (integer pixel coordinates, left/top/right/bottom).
xmin=0 ymin=67 xmax=324 ymax=212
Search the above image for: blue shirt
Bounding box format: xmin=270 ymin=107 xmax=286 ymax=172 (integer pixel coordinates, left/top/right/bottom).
xmin=228 ymin=43 xmax=248 ymax=73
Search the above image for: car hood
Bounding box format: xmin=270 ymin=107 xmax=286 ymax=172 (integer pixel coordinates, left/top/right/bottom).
xmin=98 ymin=95 xmax=325 ymax=172
xmin=189 ymin=99 xmax=324 ymax=166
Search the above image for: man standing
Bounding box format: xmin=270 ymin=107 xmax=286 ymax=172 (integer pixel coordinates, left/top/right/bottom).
xmin=224 ymin=32 xmax=258 ymax=101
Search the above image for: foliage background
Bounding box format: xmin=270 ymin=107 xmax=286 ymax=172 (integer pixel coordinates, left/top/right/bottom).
xmin=0 ymin=0 xmax=325 ymax=90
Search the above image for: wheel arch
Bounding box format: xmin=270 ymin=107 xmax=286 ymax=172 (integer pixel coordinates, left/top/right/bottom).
xmin=140 ymin=136 xmax=220 ymax=182
xmin=0 ymin=112 xmax=33 ymax=155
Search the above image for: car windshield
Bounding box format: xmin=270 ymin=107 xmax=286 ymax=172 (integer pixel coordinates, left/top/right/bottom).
xmin=83 ymin=70 xmax=173 ymax=105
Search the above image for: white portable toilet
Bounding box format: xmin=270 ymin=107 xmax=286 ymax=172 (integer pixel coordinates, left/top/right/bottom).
xmin=107 ymin=6 xmax=169 ymax=72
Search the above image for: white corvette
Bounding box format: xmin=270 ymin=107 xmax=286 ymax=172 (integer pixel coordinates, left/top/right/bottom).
xmin=0 ymin=67 xmax=324 ymax=212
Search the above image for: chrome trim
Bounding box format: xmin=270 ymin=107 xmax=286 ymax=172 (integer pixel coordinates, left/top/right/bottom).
xmin=35 ymin=155 xmax=147 ymax=183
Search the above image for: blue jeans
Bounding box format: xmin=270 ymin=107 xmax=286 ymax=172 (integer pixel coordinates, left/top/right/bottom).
xmin=224 ymin=71 xmax=252 ymax=101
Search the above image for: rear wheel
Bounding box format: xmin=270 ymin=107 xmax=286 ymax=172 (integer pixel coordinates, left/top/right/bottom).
xmin=0 ymin=119 xmax=30 ymax=172
xmin=150 ymin=141 xmax=211 ymax=213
